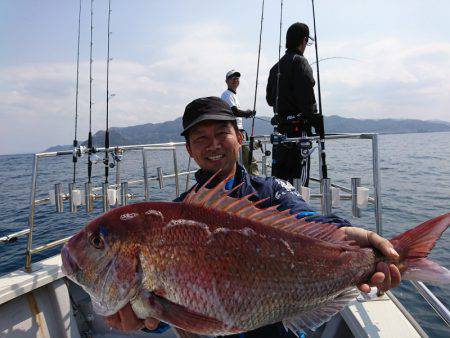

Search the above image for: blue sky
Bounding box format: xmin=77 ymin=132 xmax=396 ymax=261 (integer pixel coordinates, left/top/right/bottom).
xmin=1 ymin=0 xmax=450 ymax=154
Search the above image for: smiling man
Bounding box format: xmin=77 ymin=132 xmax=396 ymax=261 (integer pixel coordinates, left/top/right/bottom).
xmin=105 ymin=96 xmax=401 ymax=337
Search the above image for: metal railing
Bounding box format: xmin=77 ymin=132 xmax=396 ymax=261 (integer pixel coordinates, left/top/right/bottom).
xmin=2 ymin=133 xmax=449 ymax=327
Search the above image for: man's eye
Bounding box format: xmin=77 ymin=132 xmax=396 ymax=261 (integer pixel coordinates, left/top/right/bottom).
xmin=193 ymin=136 xmax=206 ymax=143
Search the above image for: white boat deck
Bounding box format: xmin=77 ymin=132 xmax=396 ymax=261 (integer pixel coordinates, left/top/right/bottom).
xmin=0 ymin=255 xmax=64 ymax=307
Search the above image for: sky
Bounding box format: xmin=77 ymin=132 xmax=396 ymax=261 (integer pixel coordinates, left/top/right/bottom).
xmin=1 ymin=0 xmax=450 ymax=155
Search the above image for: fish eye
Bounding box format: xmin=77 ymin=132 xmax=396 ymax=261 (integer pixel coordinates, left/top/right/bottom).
xmin=89 ymin=233 xmax=105 ymax=249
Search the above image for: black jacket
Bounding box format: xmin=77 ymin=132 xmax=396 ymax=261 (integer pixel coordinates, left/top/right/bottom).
xmin=266 ymin=49 xmax=318 ymax=120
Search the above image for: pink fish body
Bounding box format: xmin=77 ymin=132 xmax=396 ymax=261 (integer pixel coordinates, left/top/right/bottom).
xmin=62 ymin=177 xmax=450 ymax=335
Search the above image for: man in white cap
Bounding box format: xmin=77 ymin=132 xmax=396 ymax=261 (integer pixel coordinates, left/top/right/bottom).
xmin=221 ymin=70 xmax=259 ymax=175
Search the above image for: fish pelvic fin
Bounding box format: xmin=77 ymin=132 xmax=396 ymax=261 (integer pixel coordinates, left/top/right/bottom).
xmin=282 ymin=288 xmax=359 ymax=335
xmin=184 ymin=171 xmax=353 ymax=246
xmin=391 ymin=212 xmax=450 ymax=284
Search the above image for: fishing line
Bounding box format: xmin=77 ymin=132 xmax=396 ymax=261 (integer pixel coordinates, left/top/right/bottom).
xmin=104 ymin=0 xmax=112 ymax=184
xmin=87 ymin=0 xmax=94 ymax=183
xmin=72 ymin=0 xmax=82 ymax=184
xmin=310 ymin=56 xmax=362 ymax=66
xmin=248 ymin=0 xmax=265 ymax=167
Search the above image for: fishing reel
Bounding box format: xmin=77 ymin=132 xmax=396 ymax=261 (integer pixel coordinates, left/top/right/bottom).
xmin=270 ymin=132 xmax=287 ymax=145
xmin=297 ymin=139 xmax=317 ymax=159
xmin=72 ymin=145 xmax=88 ymax=160
xmin=112 ymin=147 xmax=123 ymax=163
xmin=90 ymin=154 xmax=101 ymax=165
xmin=103 ymin=147 xmax=123 ymax=169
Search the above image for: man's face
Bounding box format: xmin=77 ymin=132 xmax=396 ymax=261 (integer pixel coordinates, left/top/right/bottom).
xmin=186 ymin=120 xmax=242 ymax=179
xmin=226 ymin=76 xmax=240 ymax=91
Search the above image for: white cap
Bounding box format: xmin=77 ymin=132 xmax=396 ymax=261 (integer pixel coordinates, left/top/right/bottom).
xmin=226 ymin=69 xmax=241 ymax=80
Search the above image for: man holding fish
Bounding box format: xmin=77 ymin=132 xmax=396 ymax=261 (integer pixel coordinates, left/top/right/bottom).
xmin=100 ymin=96 xmax=405 ymax=337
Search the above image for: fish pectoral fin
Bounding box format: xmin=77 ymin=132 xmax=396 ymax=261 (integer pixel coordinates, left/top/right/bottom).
xmin=282 ymin=288 xmax=359 ymax=335
xmin=141 ymin=292 xmax=231 ymax=335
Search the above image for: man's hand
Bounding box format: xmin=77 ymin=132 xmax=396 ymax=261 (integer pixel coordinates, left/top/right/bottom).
xmin=270 ymin=115 xmax=278 ymax=126
xmin=340 ymin=226 xmax=401 ymax=293
xmin=104 ymin=303 xmax=160 ymax=332
xmin=245 ymin=109 xmax=256 ymax=118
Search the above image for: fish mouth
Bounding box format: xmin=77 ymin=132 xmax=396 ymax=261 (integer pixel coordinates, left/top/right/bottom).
xmin=61 ymin=245 xmax=79 ymax=276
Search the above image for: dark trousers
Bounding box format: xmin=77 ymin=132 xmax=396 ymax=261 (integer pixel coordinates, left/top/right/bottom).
xmin=272 ymin=123 xmax=312 ymax=186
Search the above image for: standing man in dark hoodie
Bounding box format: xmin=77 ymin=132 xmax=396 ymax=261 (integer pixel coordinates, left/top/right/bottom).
xmin=266 ymin=22 xmax=317 ymax=187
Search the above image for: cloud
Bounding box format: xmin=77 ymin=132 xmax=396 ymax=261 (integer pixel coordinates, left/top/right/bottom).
xmin=1 ymin=26 xmax=450 ymax=154
xmin=315 ymin=38 xmax=450 ymax=119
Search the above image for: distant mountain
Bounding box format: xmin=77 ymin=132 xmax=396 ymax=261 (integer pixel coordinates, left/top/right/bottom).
xmin=45 ymin=115 xmax=450 ymax=151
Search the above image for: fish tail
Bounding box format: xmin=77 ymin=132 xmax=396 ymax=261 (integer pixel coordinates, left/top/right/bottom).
xmin=391 ymin=213 xmax=450 ymax=284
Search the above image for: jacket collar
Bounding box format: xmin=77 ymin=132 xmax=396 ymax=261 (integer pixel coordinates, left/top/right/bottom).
xmin=193 ymin=163 xmax=259 ymax=200
xmin=286 ymin=48 xmax=303 ymax=56
xmin=194 ymin=163 xmax=246 ymax=188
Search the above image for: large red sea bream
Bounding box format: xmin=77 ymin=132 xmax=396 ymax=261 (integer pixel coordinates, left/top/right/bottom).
xmin=62 ymin=175 xmax=450 ymax=336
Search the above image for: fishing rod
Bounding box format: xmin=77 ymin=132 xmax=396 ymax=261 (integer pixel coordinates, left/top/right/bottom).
xmin=311 ymin=0 xmax=328 ymax=179
xmin=104 ymin=0 xmax=112 ymax=184
xmin=274 ymin=0 xmax=284 ymax=132
xmin=87 ymin=0 xmax=94 ymax=183
xmin=72 ymin=0 xmax=82 ymax=185
xmin=248 ymin=0 xmax=265 ymax=168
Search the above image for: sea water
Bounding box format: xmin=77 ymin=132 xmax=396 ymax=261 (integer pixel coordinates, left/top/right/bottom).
xmin=0 ymin=132 xmax=449 ymax=337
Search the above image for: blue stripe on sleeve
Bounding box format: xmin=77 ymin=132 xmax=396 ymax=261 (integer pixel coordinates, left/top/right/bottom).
xmin=225 ymin=178 xmax=235 ymax=190
xmin=297 ymin=211 xmax=318 ymax=218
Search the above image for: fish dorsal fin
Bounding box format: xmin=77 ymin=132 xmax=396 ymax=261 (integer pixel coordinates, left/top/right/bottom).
xmin=183 ymin=172 xmax=349 ymax=245
xmin=282 ymin=288 xmax=359 ymax=335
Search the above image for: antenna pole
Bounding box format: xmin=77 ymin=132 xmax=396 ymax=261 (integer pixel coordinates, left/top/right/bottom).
xmin=248 ymin=0 xmax=265 ymax=168
xmin=72 ymin=0 xmax=82 ymax=184
xmin=104 ymin=0 xmax=112 ymax=184
xmin=311 ymin=0 xmax=328 ymax=179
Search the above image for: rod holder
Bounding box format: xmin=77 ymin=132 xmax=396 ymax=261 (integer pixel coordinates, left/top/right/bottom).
xmin=320 ymin=179 xmax=332 ymax=216
xmin=351 ymin=178 xmax=361 ymax=218
xmin=301 ymin=186 xmax=311 ymax=203
xmin=142 ymin=149 xmax=149 ymax=201
xmin=172 ymin=148 xmax=180 ymax=197
xmin=102 ymin=182 xmax=109 ymax=212
xmin=108 ymin=188 xmax=117 ymax=206
xmin=331 ymin=187 xmax=341 ymax=208
xmin=121 ymin=182 xmax=129 ymax=205
xmin=85 ymin=182 xmax=94 ymax=213
xmin=55 ymin=183 xmax=64 ymax=213
xmin=185 ymin=156 xmax=192 ymax=192
xmin=357 ymin=187 xmax=369 ymax=209
xmin=157 ymin=167 xmax=164 ymax=189
xmin=49 ymin=190 xmax=55 ymax=205
xmin=261 ymin=155 xmax=267 ymax=177
xmin=69 ymin=183 xmax=77 ymax=213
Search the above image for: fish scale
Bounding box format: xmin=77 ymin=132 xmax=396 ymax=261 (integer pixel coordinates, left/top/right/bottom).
xmin=61 ymin=174 xmax=450 ymax=336
xmin=137 ymin=214 xmax=375 ymax=333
